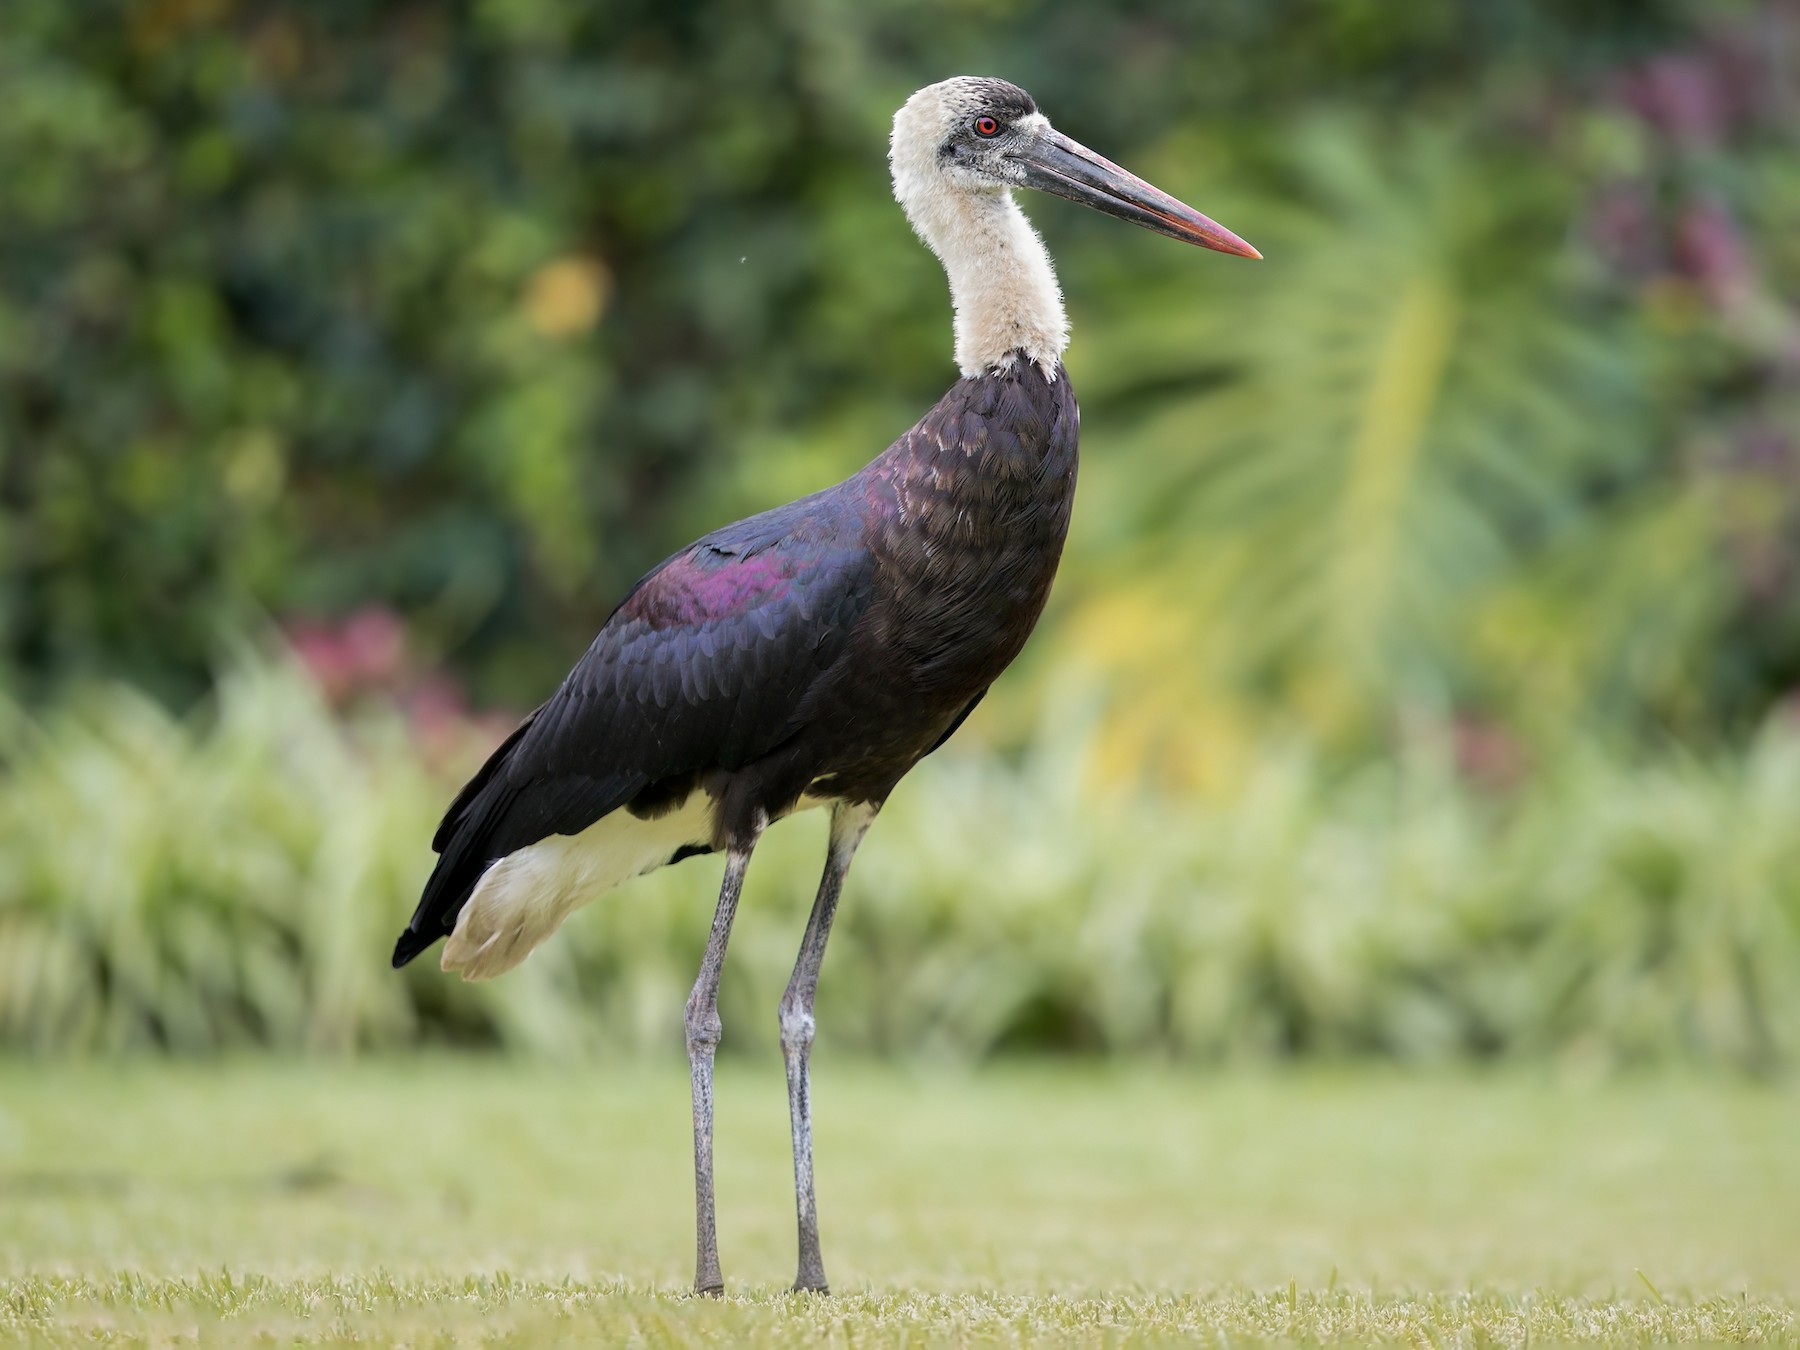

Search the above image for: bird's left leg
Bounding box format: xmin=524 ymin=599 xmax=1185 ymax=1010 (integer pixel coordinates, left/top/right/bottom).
xmin=779 ymin=800 xmax=878 ymax=1295
xmin=686 ymin=816 xmax=763 ymax=1297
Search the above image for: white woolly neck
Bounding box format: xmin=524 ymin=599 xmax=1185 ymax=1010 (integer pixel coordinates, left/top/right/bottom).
xmin=890 ymin=134 xmax=1069 ymax=378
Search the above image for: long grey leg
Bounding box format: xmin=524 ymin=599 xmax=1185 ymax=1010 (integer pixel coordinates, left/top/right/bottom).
xmin=686 ymin=820 xmax=763 ymax=1296
xmin=779 ymin=800 xmax=877 ymax=1294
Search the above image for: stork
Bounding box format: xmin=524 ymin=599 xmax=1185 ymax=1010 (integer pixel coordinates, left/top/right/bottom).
xmin=392 ymin=76 xmax=1258 ymax=1295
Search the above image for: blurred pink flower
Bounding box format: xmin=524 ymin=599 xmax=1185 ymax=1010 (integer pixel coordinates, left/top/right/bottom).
xmin=287 ymin=605 xmax=411 ymax=701
xmin=1618 ymin=54 xmax=1728 ymax=145
xmin=340 ymin=606 xmax=408 ymax=686
xmin=283 ymin=606 xmax=521 ymax=770
xmin=1454 ymin=716 xmax=1528 ymax=794
xmin=286 ymin=620 xmax=357 ymax=703
xmin=1675 ymin=196 xmax=1751 ymax=302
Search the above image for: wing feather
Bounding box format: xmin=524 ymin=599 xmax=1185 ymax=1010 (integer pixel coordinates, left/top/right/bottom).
xmin=393 ymin=490 xmax=873 ymax=966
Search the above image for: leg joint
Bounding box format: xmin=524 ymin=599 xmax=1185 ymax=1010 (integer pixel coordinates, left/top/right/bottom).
xmin=777 ymin=996 xmax=815 ymax=1052
xmin=685 ymin=1001 xmax=722 ymax=1053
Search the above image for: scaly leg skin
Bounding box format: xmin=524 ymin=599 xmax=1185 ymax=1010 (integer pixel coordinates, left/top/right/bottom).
xmin=686 ymin=823 xmax=762 ymax=1297
xmin=779 ymin=801 xmax=877 ymax=1295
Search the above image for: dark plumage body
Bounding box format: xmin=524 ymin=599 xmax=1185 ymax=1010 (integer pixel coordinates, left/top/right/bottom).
xmin=393 ymin=356 xmax=1078 ymax=968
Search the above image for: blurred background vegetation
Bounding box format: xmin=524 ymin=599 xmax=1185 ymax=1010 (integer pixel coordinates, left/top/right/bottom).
xmin=1 ymin=0 xmax=1796 ymax=1066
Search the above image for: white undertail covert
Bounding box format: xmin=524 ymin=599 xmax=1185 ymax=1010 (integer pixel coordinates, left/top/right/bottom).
xmin=442 ymin=795 xmax=715 ymax=979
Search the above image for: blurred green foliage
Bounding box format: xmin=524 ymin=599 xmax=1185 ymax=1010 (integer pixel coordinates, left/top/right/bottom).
xmin=3 ymin=655 xmax=1795 ymax=1067
xmin=3 ymin=0 xmax=1796 ymax=762
xmin=2 ymin=2 xmax=1799 ymax=1064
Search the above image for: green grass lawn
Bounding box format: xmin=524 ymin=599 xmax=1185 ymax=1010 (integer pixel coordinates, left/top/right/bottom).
xmin=1 ymin=1060 xmax=1796 ymax=1344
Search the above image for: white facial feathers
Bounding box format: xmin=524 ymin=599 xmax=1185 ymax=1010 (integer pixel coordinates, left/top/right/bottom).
xmin=890 ymin=80 xmax=1069 ymax=379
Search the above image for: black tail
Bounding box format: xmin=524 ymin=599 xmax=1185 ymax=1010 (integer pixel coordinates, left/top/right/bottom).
xmin=391 ymin=784 xmax=516 ymax=969
xmin=391 ymin=924 xmax=440 ymax=969
xmin=391 ymin=708 xmax=543 ymax=970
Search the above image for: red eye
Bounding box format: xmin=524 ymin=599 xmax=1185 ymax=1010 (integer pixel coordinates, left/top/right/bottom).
xmin=974 ymin=116 xmax=1000 ymax=137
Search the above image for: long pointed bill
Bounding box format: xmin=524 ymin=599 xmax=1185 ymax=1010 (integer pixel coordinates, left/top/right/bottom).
xmin=1015 ymin=129 xmax=1261 ymax=259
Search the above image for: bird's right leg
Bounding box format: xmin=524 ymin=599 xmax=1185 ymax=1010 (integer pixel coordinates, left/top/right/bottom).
xmin=686 ymin=821 xmax=762 ymax=1296
xmin=779 ymin=800 xmax=877 ymax=1295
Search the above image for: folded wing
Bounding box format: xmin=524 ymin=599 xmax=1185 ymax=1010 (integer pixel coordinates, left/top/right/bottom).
xmin=392 ymin=492 xmax=873 ymax=967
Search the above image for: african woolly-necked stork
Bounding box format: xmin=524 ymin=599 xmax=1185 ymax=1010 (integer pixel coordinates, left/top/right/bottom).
xmin=392 ymin=76 xmax=1257 ymax=1294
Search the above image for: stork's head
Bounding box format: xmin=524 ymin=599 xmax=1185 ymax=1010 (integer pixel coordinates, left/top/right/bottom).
xmin=890 ymin=77 xmax=1259 ymax=261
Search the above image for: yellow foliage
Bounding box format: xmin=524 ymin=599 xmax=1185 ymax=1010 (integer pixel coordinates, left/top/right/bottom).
xmin=1330 ymin=271 xmax=1458 ymax=676
xmin=523 ymin=256 xmax=610 ymax=338
xmin=1058 ymin=585 xmax=1262 ymax=796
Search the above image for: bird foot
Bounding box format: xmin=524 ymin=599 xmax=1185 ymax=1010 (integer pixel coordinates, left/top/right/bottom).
xmin=791 ymin=1276 xmax=830 ymax=1296
xmin=692 ymin=1281 xmax=725 ymax=1298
